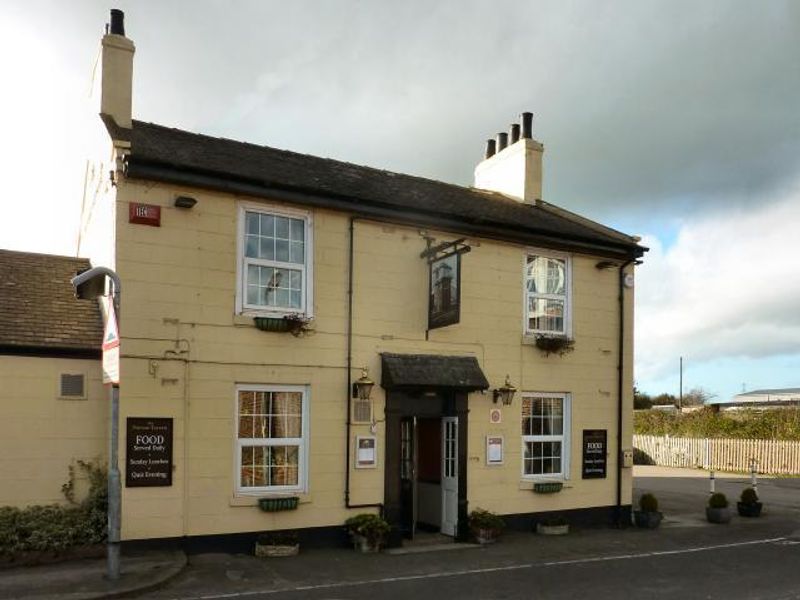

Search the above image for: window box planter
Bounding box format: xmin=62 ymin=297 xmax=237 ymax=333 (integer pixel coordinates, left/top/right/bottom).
xmin=253 ymin=317 xmax=293 ymax=332
xmin=258 ymin=497 xmax=299 ymax=512
xmin=534 ymin=335 xmax=575 ymax=357
xmin=255 ymin=531 xmax=299 ymax=557
xmin=533 ymin=482 xmax=563 ymax=494
xmin=255 ymin=541 xmax=299 ymax=557
xmin=536 ymin=522 xmax=569 ymax=536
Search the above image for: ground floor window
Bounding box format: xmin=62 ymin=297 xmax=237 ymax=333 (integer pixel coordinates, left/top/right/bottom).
xmin=236 ymin=385 xmax=307 ymax=493
xmin=521 ymin=392 xmax=571 ymax=479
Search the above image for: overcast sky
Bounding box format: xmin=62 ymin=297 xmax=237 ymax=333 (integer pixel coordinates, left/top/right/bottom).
xmin=1 ymin=1 xmax=799 ymax=401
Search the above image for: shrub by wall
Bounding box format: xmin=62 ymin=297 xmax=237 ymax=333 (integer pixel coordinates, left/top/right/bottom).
xmin=0 ymin=461 xmax=106 ymax=559
xmin=634 ymin=407 xmax=800 ymax=441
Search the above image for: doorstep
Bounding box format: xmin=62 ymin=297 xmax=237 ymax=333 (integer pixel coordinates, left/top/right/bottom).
xmin=384 ymin=542 xmax=481 ymax=555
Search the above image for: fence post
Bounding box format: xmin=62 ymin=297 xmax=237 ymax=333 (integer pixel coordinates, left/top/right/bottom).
xmin=750 ymin=458 xmax=758 ymax=492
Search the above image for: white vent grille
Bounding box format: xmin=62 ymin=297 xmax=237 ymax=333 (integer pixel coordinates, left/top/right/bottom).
xmin=60 ymin=374 xmax=86 ymax=399
xmin=353 ymin=398 xmax=371 ymax=424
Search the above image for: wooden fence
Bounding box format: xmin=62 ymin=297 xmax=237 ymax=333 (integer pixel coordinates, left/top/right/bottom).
xmin=633 ymin=434 xmax=800 ymax=475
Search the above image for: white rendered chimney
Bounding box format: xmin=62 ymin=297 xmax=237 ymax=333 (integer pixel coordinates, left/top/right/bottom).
xmin=100 ymin=9 xmax=134 ymax=129
xmin=474 ymin=112 xmax=543 ymax=205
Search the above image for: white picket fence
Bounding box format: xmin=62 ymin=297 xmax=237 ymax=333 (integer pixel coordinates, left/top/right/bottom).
xmin=633 ymin=434 xmax=800 ymax=475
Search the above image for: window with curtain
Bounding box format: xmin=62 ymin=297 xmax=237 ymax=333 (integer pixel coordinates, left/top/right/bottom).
xmin=236 ymin=386 xmax=306 ymax=492
xmin=525 ymin=253 xmax=570 ymax=335
xmin=522 ymin=393 xmax=570 ymax=478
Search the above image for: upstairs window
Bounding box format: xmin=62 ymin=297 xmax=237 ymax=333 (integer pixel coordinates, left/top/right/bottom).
xmin=525 ymin=252 xmax=570 ymax=336
xmin=238 ymin=205 xmax=312 ymax=315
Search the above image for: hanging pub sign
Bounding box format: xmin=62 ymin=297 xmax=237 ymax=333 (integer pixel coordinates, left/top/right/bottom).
xmin=126 ymin=418 xmax=173 ymax=487
xmin=420 ymin=237 xmax=471 ymax=330
xmin=582 ymin=429 xmax=607 ymax=479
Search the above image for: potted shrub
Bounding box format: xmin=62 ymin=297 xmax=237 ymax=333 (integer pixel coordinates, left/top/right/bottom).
xmin=633 ymin=493 xmax=663 ymax=529
xmin=706 ymin=492 xmax=731 ymax=524
xmin=536 ymin=515 xmax=570 ymax=535
xmin=255 ymin=531 xmax=299 ymax=557
xmin=468 ymin=508 xmax=505 ymax=544
xmin=737 ymin=487 xmax=763 ymax=518
xmin=344 ymin=513 xmax=391 ymax=553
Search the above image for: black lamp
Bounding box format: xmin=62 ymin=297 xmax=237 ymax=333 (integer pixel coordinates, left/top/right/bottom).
xmin=174 ymin=196 xmax=197 ymax=209
xmin=352 ymin=368 xmax=375 ymax=400
xmin=493 ymin=375 xmax=517 ymax=406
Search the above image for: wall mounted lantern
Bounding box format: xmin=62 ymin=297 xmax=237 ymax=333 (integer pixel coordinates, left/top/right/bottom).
xmin=352 ymin=367 xmax=375 ymax=401
xmin=493 ymin=375 xmax=517 ymax=406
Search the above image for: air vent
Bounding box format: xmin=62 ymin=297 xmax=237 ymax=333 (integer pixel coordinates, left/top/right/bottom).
xmin=60 ymin=374 xmax=86 ymax=399
xmin=353 ymin=398 xmax=371 ymax=424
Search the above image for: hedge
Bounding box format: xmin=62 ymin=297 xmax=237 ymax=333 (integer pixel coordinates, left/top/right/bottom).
xmin=0 ymin=461 xmax=106 ymax=557
xmin=634 ymin=407 xmax=800 ymax=441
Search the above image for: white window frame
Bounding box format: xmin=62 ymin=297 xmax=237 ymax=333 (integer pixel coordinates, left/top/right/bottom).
xmin=521 ymin=392 xmax=571 ymax=481
xmin=234 ymin=384 xmax=310 ymax=495
xmin=523 ymin=249 xmax=572 ymax=337
xmin=235 ymin=202 xmax=314 ymax=318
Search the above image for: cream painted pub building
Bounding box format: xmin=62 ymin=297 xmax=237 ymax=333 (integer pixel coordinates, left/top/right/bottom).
xmin=76 ymin=11 xmax=645 ymax=549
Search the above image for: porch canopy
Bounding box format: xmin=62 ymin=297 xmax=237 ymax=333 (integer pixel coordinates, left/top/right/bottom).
xmin=380 ymin=353 xmax=489 ymax=391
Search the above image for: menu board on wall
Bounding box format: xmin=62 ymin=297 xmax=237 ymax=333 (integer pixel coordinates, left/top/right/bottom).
xmin=126 ymin=418 xmax=173 ymax=487
xmin=582 ymin=429 xmax=607 ymax=479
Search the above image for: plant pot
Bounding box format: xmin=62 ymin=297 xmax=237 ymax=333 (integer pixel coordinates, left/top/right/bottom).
xmin=258 ymin=497 xmax=299 ymax=512
xmin=706 ymin=506 xmax=731 ymax=524
xmin=352 ymin=533 xmax=382 ymax=553
xmin=255 ymin=542 xmax=299 ymax=557
xmin=533 ymin=482 xmax=563 ymax=494
xmin=253 ymin=317 xmax=293 ymax=332
xmin=473 ymin=528 xmax=499 ymax=545
xmin=737 ymin=502 xmax=763 ymax=518
xmin=633 ymin=510 xmax=663 ymax=529
xmin=536 ymin=523 xmax=569 ymax=536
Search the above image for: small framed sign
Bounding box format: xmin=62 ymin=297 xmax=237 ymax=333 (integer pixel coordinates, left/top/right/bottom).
xmin=489 ymin=408 xmax=502 ymax=424
xmin=355 ymin=435 xmax=377 ymax=469
xmin=582 ymin=429 xmax=607 ymax=479
xmin=129 ymin=203 xmax=161 ymax=227
xmin=486 ymin=435 xmax=504 ymax=465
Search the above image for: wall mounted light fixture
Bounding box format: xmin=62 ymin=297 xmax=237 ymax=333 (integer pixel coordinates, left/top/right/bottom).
xmin=352 ymin=367 xmax=375 ymax=401
xmin=493 ymin=375 xmax=517 ymax=406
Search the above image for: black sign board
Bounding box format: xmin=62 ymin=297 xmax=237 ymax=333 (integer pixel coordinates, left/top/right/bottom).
xmin=582 ymin=429 xmax=607 ymax=479
xmin=126 ymin=417 xmax=173 ymax=487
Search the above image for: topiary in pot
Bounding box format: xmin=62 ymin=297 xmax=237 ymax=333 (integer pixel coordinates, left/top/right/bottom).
xmin=706 ymin=492 xmax=731 ymax=524
xmin=344 ymin=514 xmax=391 ymax=553
xmin=468 ymin=508 xmax=505 ymax=544
xmin=633 ymin=493 xmax=663 ymax=529
xmin=737 ymin=487 xmax=763 ymax=518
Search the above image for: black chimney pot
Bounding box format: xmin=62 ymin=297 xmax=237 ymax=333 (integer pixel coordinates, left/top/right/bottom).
xmin=496 ymin=132 xmax=508 ymax=152
xmin=109 ymin=9 xmax=125 ymax=36
xmin=510 ymin=123 xmax=520 ymax=144
xmin=485 ymin=139 xmax=497 ymax=159
xmin=521 ymin=112 xmax=533 ymax=139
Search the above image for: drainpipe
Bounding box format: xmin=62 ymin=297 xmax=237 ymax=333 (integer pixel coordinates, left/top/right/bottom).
xmin=345 ymin=216 xmax=383 ymax=512
xmin=615 ymin=258 xmax=634 ymax=528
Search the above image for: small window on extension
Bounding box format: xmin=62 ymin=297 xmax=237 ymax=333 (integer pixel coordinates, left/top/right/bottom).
xmin=60 ymin=374 xmax=86 ymax=399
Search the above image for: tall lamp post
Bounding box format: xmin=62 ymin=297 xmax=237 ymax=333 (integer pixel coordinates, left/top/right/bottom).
xmin=71 ymin=267 xmax=122 ymax=581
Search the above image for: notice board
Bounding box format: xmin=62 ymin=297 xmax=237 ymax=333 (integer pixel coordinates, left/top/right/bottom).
xmin=126 ymin=417 xmax=173 ymax=487
xmin=582 ymin=429 xmax=607 ymax=479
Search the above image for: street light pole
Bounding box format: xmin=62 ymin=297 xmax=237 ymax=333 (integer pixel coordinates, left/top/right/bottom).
xmin=71 ymin=267 xmax=122 ymax=581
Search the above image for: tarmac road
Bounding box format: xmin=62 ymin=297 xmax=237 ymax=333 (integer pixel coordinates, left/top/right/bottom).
xmin=153 ymin=468 xmax=800 ymax=600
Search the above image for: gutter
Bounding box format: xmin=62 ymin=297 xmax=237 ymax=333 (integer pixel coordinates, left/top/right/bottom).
xmin=344 ymin=216 xmax=383 ymax=512
xmin=125 ymin=159 xmax=645 ymax=261
xmin=615 ymin=258 xmax=635 ymax=527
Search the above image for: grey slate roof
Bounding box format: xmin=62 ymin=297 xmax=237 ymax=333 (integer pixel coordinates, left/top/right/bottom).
xmin=381 ymin=353 xmax=490 ymax=391
xmin=0 ymin=250 xmax=102 ymax=356
xmin=123 ymin=120 xmax=645 ymax=259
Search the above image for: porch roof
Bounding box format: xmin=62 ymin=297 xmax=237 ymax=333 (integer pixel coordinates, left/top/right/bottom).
xmin=380 ymin=353 xmax=490 ymax=391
